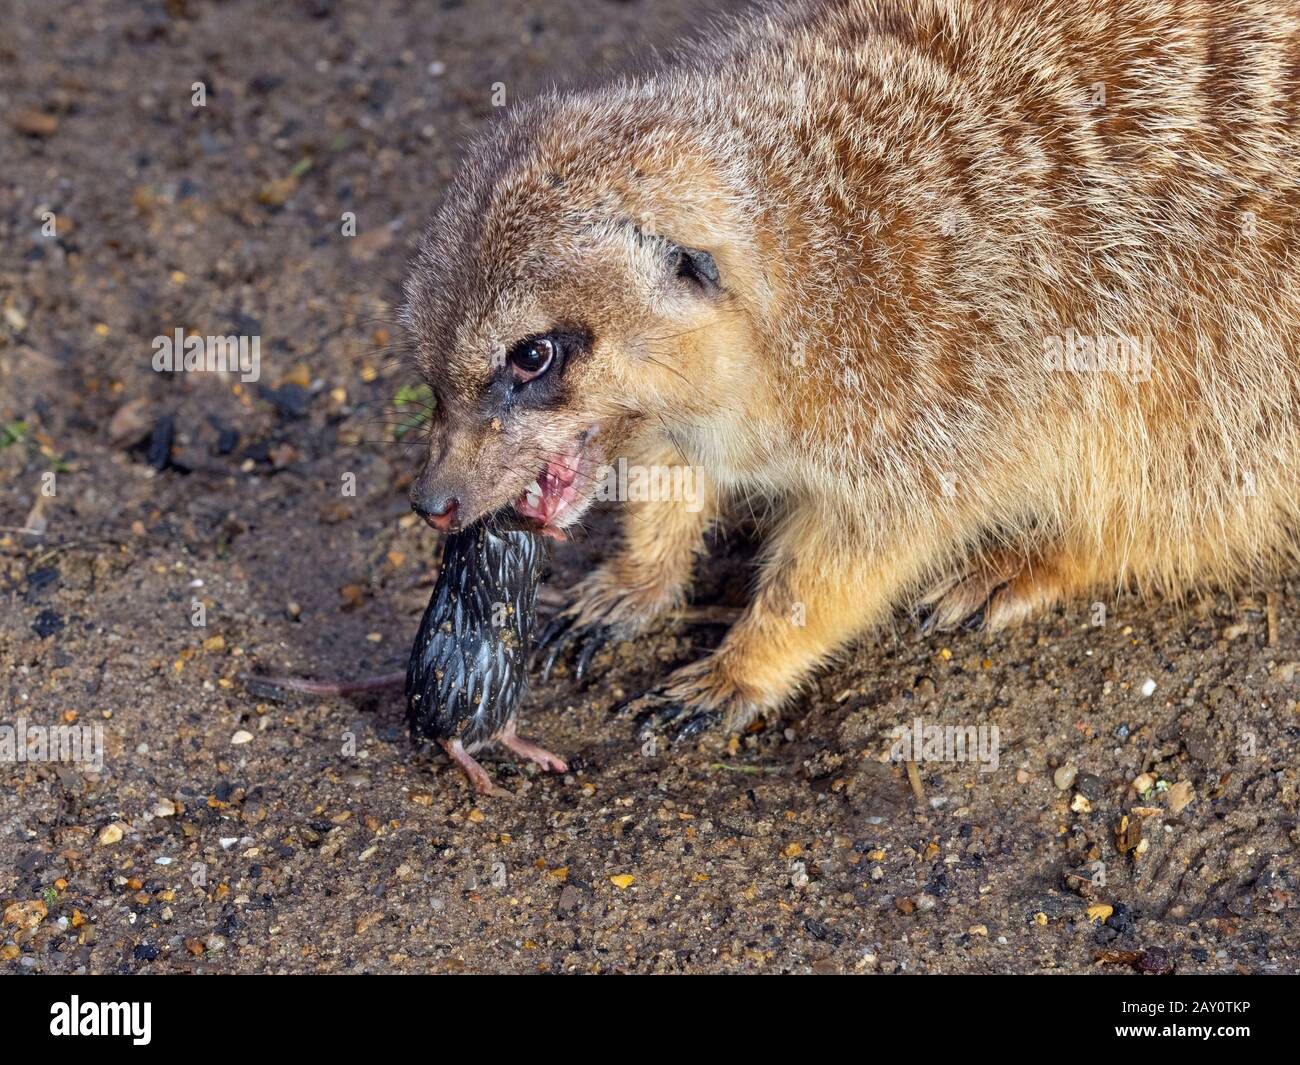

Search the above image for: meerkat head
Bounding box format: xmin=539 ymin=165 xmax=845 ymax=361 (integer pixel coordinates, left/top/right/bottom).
xmin=401 ymin=93 xmax=758 ymax=539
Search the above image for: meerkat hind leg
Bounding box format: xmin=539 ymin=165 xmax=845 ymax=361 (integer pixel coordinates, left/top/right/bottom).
xmin=920 ymin=548 xmax=1101 ymax=633
xmin=917 ymin=554 xmax=1023 ymax=632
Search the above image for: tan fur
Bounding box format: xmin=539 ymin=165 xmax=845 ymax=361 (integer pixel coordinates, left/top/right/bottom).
xmin=405 ymin=0 xmax=1300 ymax=731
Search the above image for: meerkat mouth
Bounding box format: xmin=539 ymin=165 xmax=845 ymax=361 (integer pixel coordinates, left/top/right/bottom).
xmin=512 ymin=427 xmax=598 ymax=538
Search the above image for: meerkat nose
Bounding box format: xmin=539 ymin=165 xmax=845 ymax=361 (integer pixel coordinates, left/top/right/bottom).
xmin=414 ymin=495 xmax=460 ymax=532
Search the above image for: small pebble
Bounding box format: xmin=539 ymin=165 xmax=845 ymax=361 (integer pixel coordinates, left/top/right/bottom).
xmin=1053 ymin=765 xmax=1077 ymax=791
xmin=9 ymin=109 xmax=59 ymax=136
xmin=1167 ymin=780 xmax=1196 ymax=814
xmin=1139 ymin=946 xmax=1173 ymax=974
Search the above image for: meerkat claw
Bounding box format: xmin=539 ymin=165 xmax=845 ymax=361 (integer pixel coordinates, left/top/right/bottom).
xmin=573 ymin=630 xmax=613 ymax=684
xmin=607 ymin=691 xmax=642 ymax=717
xmin=534 ymin=614 xmax=619 ymax=685
xmin=534 ymin=613 xmax=575 ymax=655
xmin=607 ymin=685 xmax=660 ymax=718
xmin=671 ymin=710 xmax=721 ymax=744
xmin=627 ymin=688 xmax=687 ymax=734
xmin=536 ymin=627 xmax=575 ymax=682
xmin=628 ymin=693 xmax=721 ymax=743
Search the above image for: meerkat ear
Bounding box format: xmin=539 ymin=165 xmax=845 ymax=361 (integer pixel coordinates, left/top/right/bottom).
xmin=628 ymin=224 xmax=722 ymax=293
xmin=666 ymin=243 xmax=722 ymax=293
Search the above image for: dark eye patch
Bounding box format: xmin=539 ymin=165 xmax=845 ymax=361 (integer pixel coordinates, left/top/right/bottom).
xmin=481 ymin=325 xmax=590 ymax=415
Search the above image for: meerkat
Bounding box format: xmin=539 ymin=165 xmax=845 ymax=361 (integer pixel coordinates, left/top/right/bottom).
xmin=402 ymin=0 xmax=1300 ymax=741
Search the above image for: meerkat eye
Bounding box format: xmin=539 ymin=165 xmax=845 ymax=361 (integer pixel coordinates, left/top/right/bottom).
xmin=507 ymin=336 xmax=556 ymax=382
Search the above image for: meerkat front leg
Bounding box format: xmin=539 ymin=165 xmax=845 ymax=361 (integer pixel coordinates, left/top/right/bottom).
xmin=535 ymin=439 xmax=716 ymax=682
xmin=626 ymin=508 xmax=942 ymax=740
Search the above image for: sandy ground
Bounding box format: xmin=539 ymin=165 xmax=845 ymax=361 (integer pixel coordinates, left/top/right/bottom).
xmin=2 ymin=0 xmax=1298 ymax=975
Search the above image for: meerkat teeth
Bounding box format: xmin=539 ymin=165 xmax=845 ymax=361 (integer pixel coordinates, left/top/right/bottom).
xmin=526 ymin=479 xmax=543 ymax=499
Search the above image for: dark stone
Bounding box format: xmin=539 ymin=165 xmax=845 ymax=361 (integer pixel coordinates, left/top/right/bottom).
xmin=1105 ymin=903 xmax=1137 ymax=938
xmin=1076 ymin=773 xmax=1104 ymax=800
xmin=24 ymin=567 xmax=59 ymax=599
xmin=146 ymin=415 xmax=175 ymax=470
xmin=263 ymin=382 xmax=309 ymax=418
xmin=32 ymin=609 xmax=65 ymax=638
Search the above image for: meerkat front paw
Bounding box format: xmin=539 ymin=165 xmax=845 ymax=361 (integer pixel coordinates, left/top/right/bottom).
xmin=533 ymin=565 xmax=682 ymax=684
xmin=533 ymin=612 xmax=621 ymax=684
xmin=613 ymin=654 xmax=770 ymax=744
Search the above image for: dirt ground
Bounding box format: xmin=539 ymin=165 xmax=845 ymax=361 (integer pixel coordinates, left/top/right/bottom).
xmin=2 ymin=0 xmax=1298 ymax=975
